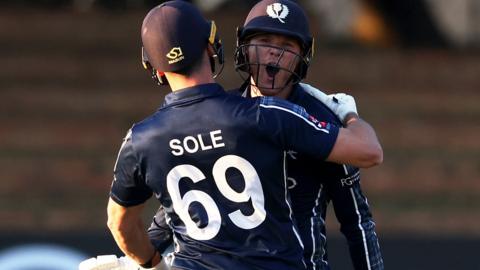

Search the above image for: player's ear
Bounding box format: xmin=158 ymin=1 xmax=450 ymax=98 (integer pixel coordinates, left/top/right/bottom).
xmin=142 ymin=46 xmax=168 ymax=85
xmin=156 ymin=70 xmax=167 ymax=84
xmin=207 ymin=20 xmax=224 ymax=78
xmin=206 ymin=44 xmax=215 ymax=57
xmin=156 ymin=70 xmax=164 ymax=77
xmin=208 ymin=21 xmax=224 ymax=65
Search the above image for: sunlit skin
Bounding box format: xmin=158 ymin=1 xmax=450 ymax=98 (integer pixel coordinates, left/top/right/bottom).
xmin=247 ymin=33 xmax=302 ymax=99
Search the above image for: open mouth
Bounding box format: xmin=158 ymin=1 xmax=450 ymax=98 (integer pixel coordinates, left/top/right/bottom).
xmin=265 ymin=63 xmax=280 ymax=78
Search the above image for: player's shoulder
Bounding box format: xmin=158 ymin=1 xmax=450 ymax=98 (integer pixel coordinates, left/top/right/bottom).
xmin=259 ymin=95 xmax=308 ymax=115
xmin=130 ymin=112 xmax=158 ymax=134
xmin=120 ymin=111 xmax=166 ymax=153
xmin=294 ymin=84 xmax=342 ymax=124
xmin=227 ymin=87 xmax=243 ymax=96
xmin=295 ymin=83 xmax=329 ymax=106
xmin=222 ymin=88 xmax=260 ymax=110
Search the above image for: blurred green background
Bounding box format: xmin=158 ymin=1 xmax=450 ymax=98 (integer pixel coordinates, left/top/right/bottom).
xmin=0 ymin=0 xmax=479 ymax=269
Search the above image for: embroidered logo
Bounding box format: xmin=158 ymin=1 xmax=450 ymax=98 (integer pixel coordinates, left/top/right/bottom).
xmin=166 ymin=47 xmax=184 ymax=64
xmin=266 ymin=3 xmax=289 ymax=23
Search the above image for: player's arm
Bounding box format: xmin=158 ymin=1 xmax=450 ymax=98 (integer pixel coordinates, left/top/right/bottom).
xmin=322 ymin=93 xmax=382 ymax=167
xmin=80 ymin=201 xmax=165 ymax=270
xmin=301 ymin=83 xmax=382 ymax=167
xmin=104 ymin=129 xmax=162 ymax=268
xmin=80 ymin=205 xmax=169 ymax=270
xmin=258 ymin=96 xmax=382 ymax=168
xmin=327 ymin=113 xmax=383 ymax=168
xmin=107 ymin=198 xmax=161 ymax=267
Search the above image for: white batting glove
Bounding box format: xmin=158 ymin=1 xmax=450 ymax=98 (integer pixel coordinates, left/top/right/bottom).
xmin=78 ymin=255 xmax=168 ymax=270
xmin=327 ymin=93 xmax=358 ymax=123
xmin=301 ymin=83 xmax=358 ymax=124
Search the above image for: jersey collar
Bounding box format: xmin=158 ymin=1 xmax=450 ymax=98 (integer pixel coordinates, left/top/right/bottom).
xmin=162 ymin=83 xmax=225 ymax=107
xmin=285 ymin=83 xmax=304 ymax=103
xmin=240 ymin=82 xmax=302 ymax=100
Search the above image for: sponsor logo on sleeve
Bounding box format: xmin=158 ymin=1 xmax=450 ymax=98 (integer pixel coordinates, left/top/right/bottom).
xmin=308 ymin=115 xmax=331 ymax=131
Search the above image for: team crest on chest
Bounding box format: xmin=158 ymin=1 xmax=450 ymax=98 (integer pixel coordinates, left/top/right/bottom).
xmin=266 ymin=3 xmax=289 ymax=23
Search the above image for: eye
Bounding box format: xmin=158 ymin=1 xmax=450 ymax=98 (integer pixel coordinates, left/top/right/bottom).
xmin=285 ymin=41 xmax=297 ymax=48
xmin=257 ymin=37 xmax=270 ymax=44
xmin=284 ymin=42 xmax=301 ymax=54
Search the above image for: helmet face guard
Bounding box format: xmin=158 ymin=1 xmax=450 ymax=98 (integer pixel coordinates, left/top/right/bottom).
xmin=235 ymin=43 xmax=307 ymax=90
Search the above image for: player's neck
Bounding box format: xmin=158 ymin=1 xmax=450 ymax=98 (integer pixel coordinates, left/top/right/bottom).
xmin=167 ymin=73 xmax=215 ymax=92
xmin=166 ymin=54 xmax=215 ymax=92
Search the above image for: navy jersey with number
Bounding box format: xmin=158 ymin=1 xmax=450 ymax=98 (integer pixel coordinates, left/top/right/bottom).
xmin=110 ymin=84 xmax=340 ymax=270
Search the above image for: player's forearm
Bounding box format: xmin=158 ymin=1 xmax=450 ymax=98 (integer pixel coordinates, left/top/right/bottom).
xmin=110 ymin=218 xmax=155 ymax=263
xmin=107 ymin=198 xmax=159 ymax=266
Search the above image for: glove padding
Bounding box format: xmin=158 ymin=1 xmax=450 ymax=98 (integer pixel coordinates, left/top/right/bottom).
xmin=300 ymin=83 xmax=358 ymax=124
xmin=79 ymin=255 xmax=169 ymax=270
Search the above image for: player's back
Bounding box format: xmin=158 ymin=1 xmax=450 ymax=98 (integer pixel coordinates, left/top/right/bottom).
xmin=131 ymin=84 xmax=309 ymax=270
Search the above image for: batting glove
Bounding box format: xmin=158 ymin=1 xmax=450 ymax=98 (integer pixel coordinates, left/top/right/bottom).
xmin=301 ymin=83 xmax=358 ymax=124
xmin=79 ymin=255 xmax=168 ymax=270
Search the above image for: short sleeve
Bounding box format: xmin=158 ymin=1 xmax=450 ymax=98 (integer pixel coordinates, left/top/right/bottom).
xmin=110 ymin=130 xmax=152 ymax=206
xmin=258 ymin=97 xmax=340 ymax=160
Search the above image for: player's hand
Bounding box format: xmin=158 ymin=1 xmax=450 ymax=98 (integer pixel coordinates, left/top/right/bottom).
xmin=300 ymin=83 xmax=358 ymax=124
xmin=78 ymin=254 xmax=168 ymax=270
xmin=326 ymin=93 xmax=358 ymax=124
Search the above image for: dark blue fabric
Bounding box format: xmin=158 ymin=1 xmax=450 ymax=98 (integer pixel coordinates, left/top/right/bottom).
xmin=110 ymin=83 xmax=340 ymax=270
xmin=283 ymin=85 xmax=384 ymax=270
xmin=230 ymin=83 xmax=384 ymax=270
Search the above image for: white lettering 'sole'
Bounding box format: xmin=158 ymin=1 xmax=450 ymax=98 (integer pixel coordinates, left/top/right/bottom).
xmin=170 ymin=130 xmax=225 ymax=156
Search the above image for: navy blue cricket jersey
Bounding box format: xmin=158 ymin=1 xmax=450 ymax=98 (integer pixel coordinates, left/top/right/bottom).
xmin=283 ymin=85 xmax=352 ymax=269
xmin=286 ymin=86 xmax=384 ymax=270
xmin=110 ymin=83 xmax=340 ymax=270
xmin=234 ymin=84 xmax=383 ymax=270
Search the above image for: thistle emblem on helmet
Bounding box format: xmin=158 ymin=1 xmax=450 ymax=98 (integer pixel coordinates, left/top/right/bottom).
xmin=266 ymin=3 xmax=289 ymax=23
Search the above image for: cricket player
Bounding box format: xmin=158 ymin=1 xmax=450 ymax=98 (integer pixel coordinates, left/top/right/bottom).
xmin=232 ymin=1 xmax=384 ymax=269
